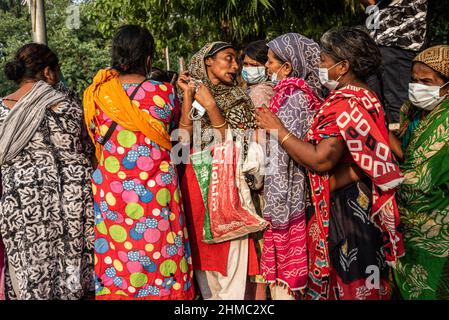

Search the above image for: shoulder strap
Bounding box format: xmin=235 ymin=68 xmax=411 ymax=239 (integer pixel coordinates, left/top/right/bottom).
xmin=99 ymin=78 xmax=148 ymax=146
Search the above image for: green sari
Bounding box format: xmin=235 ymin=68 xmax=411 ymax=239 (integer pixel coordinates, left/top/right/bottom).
xmin=394 ymin=97 xmax=449 ymax=300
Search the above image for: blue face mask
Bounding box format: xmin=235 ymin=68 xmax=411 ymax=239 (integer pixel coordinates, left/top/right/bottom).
xmin=242 ymin=66 xmax=267 ymax=85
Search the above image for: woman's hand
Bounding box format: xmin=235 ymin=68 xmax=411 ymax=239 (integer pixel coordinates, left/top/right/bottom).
xmin=194 ymin=84 xmax=217 ymax=111
xmin=177 ymin=71 xmax=195 ymax=97
xmin=255 ymin=105 xmax=286 ymax=134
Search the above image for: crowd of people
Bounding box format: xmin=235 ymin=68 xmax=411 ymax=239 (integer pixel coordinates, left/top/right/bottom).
xmin=1 ymin=0 xmax=448 ymax=301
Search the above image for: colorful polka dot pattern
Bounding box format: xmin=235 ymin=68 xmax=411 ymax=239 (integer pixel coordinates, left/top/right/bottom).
xmin=92 ymin=81 xmax=193 ymax=300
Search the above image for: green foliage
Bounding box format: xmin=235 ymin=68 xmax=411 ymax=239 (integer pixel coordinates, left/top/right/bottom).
xmin=86 ymin=0 xmax=364 ymax=71
xmin=0 ymin=0 xmax=110 ymax=96
xmin=1 ymin=0 xmax=448 ymax=97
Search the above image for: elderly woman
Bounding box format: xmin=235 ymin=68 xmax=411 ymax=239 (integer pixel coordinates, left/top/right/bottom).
xmin=254 ymin=33 xmax=322 ymax=300
xmin=256 ymin=27 xmax=404 ymax=300
xmin=390 ymin=45 xmax=449 ymax=300
xmin=0 ymin=43 xmax=94 ymax=299
xmin=84 ymin=25 xmax=194 ymax=300
xmin=177 ymin=42 xmax=259 ymax=300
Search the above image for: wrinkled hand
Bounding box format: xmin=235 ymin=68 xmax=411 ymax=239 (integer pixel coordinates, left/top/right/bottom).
xmin=194 ymin=84 xmax=217 ymax=110
xmin=177 ymin=71 xmax=195 ymax=96
xmin=255 ymin=105 xmax=286 ymax=133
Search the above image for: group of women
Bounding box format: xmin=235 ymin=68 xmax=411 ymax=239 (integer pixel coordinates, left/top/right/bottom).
xmin=0 ymin=23 xmax=448 ymax=300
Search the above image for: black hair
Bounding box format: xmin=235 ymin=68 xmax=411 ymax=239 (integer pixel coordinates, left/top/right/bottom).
xmin=112 ymin=24 xmax=155 ymax=75
xmin=320 ymin=26 xmax=382 ymax=81
xmin=244 ymin=40 xmax=269 ymax=65
xmin=149 ymin=67 xmax=178 ymax=85
xmin=271 ymin=50 xmax=287 ymax=64
xmin=4 ymin=43 xmax=59 ymax=84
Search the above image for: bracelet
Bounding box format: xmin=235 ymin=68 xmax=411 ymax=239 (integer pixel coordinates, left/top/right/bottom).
xmin=280 ymin=132 xmax=294 ymax=147
xmin=211 ymin=121 xmax=227 ymax=129
xmin=179 ymin=121 xmax=193 ymax=127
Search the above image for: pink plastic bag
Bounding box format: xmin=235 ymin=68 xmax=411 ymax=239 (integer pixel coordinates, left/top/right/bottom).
xmin=205 ymin=133 xmax=267 ymax=244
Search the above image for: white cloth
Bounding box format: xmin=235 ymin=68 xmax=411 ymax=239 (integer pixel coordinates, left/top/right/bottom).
xmin=270 ymin=284 xmax=295 ymax=300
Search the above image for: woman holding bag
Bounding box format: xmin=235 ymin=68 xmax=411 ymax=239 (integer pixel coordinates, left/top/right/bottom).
xmin=177 ymin=42 xmax=260 ymax=300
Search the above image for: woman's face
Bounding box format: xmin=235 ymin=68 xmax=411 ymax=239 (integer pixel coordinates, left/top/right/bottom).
xmin=265 ymin=49 xmax=292 ymax=81
xmin=320 ymin=52 xmax=341 ymax=81
xmin=205 ymin=48 xmax=239 ymax=85
xmin=412 ymin=62 xmax=449 ymax=97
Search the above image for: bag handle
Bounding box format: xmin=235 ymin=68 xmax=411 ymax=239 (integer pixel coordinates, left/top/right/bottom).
xmin=99 ymin=78 xmax=148 ymax=146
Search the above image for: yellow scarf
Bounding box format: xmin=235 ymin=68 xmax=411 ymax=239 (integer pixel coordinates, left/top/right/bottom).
xmin=83 ymin=69 xmax=172 ymax=160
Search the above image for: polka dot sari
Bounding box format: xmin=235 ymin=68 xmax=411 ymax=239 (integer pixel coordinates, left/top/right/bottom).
xmin=91 ymin=80 xmax=194 ymax=300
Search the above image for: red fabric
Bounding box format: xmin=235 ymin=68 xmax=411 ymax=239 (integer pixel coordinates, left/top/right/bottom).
xmin=248 ymin=238 xmax=260 ymax=276
xmin=329 ymin=272 xmax=391 ymax=300
xmin=305 ymin=86 xmax=404 ymax=299
xmin=269 ymin=78 xmax=321 ymax=114
xmin=182 ymin=163 xmax=230 ymax=276
xmin=182 ymin=162 xmax=259 ymax=277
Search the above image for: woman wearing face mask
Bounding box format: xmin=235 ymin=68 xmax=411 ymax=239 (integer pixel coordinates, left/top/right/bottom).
xmin=390 ymin=45 xmax=449 ymax=300
xmin=242 ymin=40 xmax=275 ymax=108
xmin=255 ymin=33 xmax=323 ymax=300
xmin=256 ymin=27 xmax=404 ymax=300
xmin=84 ymin=25 xmax=194 ymax=300
xmin=177 ymin=42 xmax=259 ymax=300
xmin=240 ymin=40 xmax=274 ymax=300
xmin=0 ymin=43 xmax=94 ymax=299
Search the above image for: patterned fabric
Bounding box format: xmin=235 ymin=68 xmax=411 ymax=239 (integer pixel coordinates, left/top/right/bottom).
xmin=0 ymin=85 xmax=94 ymax=300
xmin=180 ymin=43 xmax=258 ymax=277
xmin=394 ymin=97 xmax=449 ymax=299
xmin=269 ymin=78 xmax=321 ymax=114
xmin=0 ymin=230 xmax=4 ymax=300
xmin=0 ymin=81 xmax=67 ymax=165
xmin=414 ymin=45 xmax=449 ymax=79
xmin=261 ymin=33 xmax=321 ymax=295
xmin=91 ymin=80 xmax=194 ymax=300
xmin=84 ymin=69 xmax=172 ymax=160
xmin=267 ymin=33 xmax=322 ymax=98
xmin=369 ymin=0 xmax=428 ymax=52
xmin=327 ymin=179 xmax=390 ymax=300
xmin=305 ymin=85 xmax=404 ymax=300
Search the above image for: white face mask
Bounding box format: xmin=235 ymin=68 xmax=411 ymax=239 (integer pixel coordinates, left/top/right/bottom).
xmin=242 ymin=66 xmax=267 ymax=85
xmin=319 ymin=61 xmax=344 ymax=91
xmin=409 ymin=81 xmax=449 ymax=111
xmin=271 ymin=63 xmax=285 ymax=84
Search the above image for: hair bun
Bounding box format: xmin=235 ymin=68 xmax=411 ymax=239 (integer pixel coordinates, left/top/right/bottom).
xmin=4 ymin=59 xmax=25 ymax=82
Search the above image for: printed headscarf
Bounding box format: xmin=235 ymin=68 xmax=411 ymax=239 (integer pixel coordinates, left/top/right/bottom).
xmin=267 ymin=33 xmax=323 ymax=98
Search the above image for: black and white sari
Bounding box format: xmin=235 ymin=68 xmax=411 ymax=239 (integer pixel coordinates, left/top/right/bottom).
xmin=0 ymin=82 xmax=94 ymax=300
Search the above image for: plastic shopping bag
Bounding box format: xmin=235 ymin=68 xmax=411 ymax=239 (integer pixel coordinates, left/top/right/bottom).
xmin=204 ymin=131 xmax=268 ymax=244
xmin=190 ymin=149 xmax=214 ymax=241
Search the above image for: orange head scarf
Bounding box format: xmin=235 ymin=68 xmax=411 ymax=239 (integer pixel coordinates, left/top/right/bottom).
xmin=83 ymin=69 xmax=172 ymax=160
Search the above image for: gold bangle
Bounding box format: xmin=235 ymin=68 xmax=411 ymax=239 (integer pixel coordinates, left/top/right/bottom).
xmin=211 ymin=121 xmax=227 ymax=129
xmin=179 ymin=121 xmax=193 ymax=127
xmin=280 ymin=132 xmax=294 ymax=147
